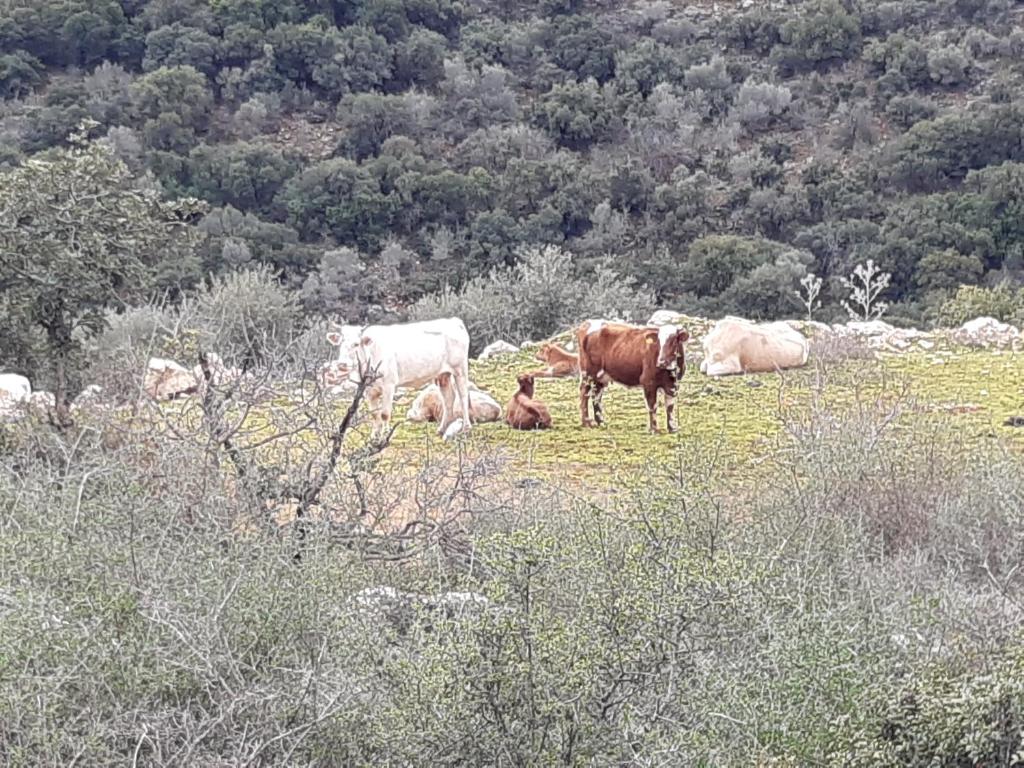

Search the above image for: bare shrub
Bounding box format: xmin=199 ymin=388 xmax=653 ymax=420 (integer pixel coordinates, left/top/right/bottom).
xmin=410 ymin=244 xmax=654 ymax=352
xmin=182 ymin=265 xmax=301 ymax=368
xmin=808 ymin=330 xmax=875 ymax=364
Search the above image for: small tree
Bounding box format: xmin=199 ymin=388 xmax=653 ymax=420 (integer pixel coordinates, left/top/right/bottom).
xmin=840 ymin=259 xmax=891 ymax=321
xmin=0 ymin=123 xmax=204 ymax=419
xmin=796 ymin=272 xmax=823 ymax=320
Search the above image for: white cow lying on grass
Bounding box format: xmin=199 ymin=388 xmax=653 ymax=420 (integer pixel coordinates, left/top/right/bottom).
xmin=407 ymin=382 xmax=501 ymax=424
xmin=700 ymin=317 xmax=809 ymax=376
xmin=327 ymin=317 xmax=472 ymax=439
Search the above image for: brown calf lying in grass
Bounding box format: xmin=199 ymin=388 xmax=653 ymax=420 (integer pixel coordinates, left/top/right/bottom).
xmin=528 ymin=342 xmax=579 ymax=379
xmin=506 ymin=374 xmax=552 ymax=430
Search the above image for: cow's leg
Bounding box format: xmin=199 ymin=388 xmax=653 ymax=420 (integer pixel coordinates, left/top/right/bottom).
xmin=592 ymin=379 xmax=607 ymax=425
xmin=452 ymin=365 xmax=472 ymax=433
xmin=665 ymin=380 xmax=678 ymax=434
xmin=372 ymin=383 xmax=395 ymax=441
xmin=580 ymin=376 xmax=596 ymax=427
xmin=436 ymin=373 xmax=456 ymax=435
xmin=644 ymin=385 xmax=660 ymax=434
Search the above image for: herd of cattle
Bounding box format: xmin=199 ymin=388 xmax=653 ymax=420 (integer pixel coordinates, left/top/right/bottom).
xmin=321 ymin=315 xmax=810 ymax=438
xmin=0 ymin=316 xmax=810 ymax=433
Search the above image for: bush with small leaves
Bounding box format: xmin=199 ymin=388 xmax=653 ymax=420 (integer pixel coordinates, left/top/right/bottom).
xmin=411 ymin=244 xmax=653 ymax=351
xmin=536 ymin=78 xmax=616 ymax=150
xmin=734 ymin=79 xmax=793 ymax=132
xmin=937 ymin=282 xmax=1024 ymax=326
xmin=773 ymin=0 xmax=862 ymax=74
xmin=927 ymin=45 xmax=971 ymax=85
xmin=183 ymin=265 xmax=302 ymax=367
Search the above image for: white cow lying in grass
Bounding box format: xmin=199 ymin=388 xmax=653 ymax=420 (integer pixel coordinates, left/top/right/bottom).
xmin=327 ymin=318 xmax=472 ymax=439
xmin=407 ymin=381 xmax=501 ymax=424
xmin=700 ymin=317 xmax=809 ymax=376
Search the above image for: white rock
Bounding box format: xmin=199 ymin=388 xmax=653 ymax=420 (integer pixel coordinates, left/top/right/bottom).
xmin=648 ymin=309 xmax=682 ymax=326
xmin=951 ymin=316 xmax=1020 ymax=348
xmin=71 ymin=385 xmax=107 ymax=413
xmin=0 ymin=373 xmax=31 ymax=405
xmin=192 ymin=352 xmax=242 ymax=390
xmin=26 ymin=391 xmax=55 ymax=413
xmin=478 ymin=340 xmax=519 ymax=360
xmin=845 ymin=320 xmax=897 ymax=337
xmin=960 ymin=316 xmax=1015 ymax=335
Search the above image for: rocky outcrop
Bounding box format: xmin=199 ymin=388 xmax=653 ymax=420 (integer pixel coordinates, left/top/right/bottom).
xmin=950 ymin=317 xmax=1020 ymax=348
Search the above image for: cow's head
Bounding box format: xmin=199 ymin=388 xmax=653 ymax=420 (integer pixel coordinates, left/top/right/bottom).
xmin=535 ymin=343 xmax=554 ymax=363
xmin=656 ymin=325 xmax=690 ymax=370
xmin=325 ymin=328 xmax=374 ymax=380
xmin=516 ymin=372 xmax=536 ymax=397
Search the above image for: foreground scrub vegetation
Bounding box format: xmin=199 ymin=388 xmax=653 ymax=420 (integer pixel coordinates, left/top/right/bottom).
xmin=2 ymin=337 xmax=1023 ymax=765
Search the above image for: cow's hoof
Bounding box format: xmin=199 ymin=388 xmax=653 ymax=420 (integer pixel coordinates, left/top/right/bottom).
xmin=581 ymin=419 xmax=596 ymax=428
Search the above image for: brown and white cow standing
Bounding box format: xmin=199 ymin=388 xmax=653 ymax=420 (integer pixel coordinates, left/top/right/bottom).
xmin=576 ymin=320 xmax=689 ymax=433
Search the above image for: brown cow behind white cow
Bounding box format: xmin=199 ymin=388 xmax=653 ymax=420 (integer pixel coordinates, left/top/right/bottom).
xmin=699 ymin=318 xmax=809 ymax=376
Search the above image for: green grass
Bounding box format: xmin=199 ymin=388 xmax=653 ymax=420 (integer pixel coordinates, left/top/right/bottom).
xmin=382 ymin=344 xmax=1024 ymax=490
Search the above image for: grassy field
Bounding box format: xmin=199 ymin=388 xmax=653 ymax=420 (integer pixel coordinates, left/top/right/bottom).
xmin=384 ymin=341 xmax=1024 ymax=491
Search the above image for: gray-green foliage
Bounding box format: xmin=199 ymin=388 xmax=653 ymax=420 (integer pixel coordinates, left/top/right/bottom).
xmin=0 ymin=125 xmax=203 ymax=406
xmin=2 ymin=367 xmax=1023 ymax=764
xmin=937 ymin=282 xmax=1024 ymax=325
xmin=410 ymin=244 xmax=654 ymax=351
xmin=183 ymin=264 xmax=301 ymax=366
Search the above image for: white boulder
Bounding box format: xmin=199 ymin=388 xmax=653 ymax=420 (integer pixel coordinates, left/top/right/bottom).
xmin=478 ymin=340 xmax=519 ymax=360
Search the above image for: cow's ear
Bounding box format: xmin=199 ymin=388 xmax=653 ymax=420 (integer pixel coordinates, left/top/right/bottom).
xmin=678 ymin=330 xmax=690 ymax=343
xmin=360 ymin=336 xmax=372 ymax=346
xmin=326 ymin=332 xmax=342 ymax=347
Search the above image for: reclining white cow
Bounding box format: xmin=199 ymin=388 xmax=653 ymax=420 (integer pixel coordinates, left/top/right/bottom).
xmin=326 ymin=317 xmax=472 ymax=439
xmin=700 ymin=317 xmax=809 ymax=376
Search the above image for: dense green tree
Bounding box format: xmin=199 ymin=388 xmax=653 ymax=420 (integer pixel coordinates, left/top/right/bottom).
xmin=133 ymin=65 xmax=215 ymax=151
xmin=537 ymin=79 xmax=616 ymax=150
xmin=0 ymin=51 xmax=43 ymax=99
xmin=615 ymin=39 xmax=687 ymax=97
xmin=392 ymin=27 xmax=447 ymax=88
xmin=886 ymin=104 xmax=1024 ymax=191
xmin=0 ymin=127 xmax=203 ymax=414
xmin=336 ymin=93 xmax=415 ymax=159
xmin=545 ymin=15 xmax=617 ymax=83
xmin=682 ymin=235 xmax=791 ymax=297
xmin=773 ymin=0 xmax=862 ymax=74
xmin=143 ymin=23 xmax=221 ymax=77
xmin=187 ymin=141 xmax=301 ymax=213
xmin=279 ymin=157 xmax=399 ymax=248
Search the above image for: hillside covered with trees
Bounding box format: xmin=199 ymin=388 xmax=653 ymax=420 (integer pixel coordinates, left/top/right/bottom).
xmin=2 ymin=0 xmax=1024 ymax=337
xmin=5 ymin=2 xmax=1024 ymax=765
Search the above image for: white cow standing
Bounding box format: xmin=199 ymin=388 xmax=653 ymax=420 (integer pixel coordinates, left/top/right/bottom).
xmin=326 ymin=317 xmax=472 ymax=439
